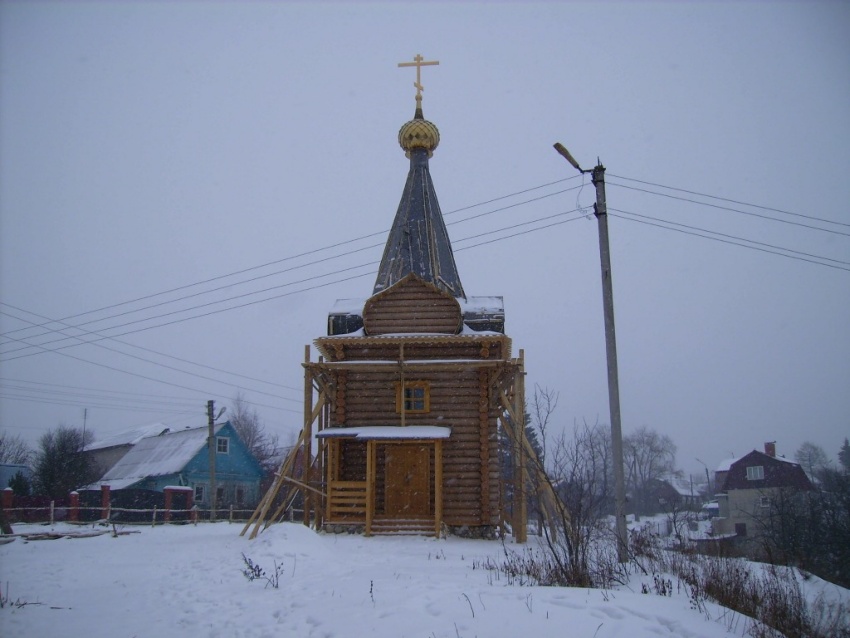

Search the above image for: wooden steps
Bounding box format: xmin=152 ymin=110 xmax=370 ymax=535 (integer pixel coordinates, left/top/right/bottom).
xmin=370 ymin=517 xmax=435 ymax=536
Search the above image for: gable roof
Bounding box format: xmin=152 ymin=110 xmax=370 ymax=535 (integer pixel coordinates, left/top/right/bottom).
xmin=372 ymin=107 xmax=465 ymax=299
xmin=88 ymin=423 xmax=226 ymax=490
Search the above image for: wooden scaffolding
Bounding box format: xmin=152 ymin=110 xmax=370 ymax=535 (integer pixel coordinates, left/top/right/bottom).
xmin=244 ymin=345 xmax=564 ymax=542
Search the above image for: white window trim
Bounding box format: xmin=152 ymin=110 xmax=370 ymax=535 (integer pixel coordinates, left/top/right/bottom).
xmin=216 ymin=436 xmax=230 ymax=454
xmin=194 ymin=484 xmax=207 ymax=503
xmin=746 ymin=465 xmax=764 ymax=481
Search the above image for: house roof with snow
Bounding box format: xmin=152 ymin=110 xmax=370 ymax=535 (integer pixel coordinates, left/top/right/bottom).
xmin=85 ymin=422 xmax=171 ymax=452
xmin=86 ymin=423 xmax=226 ymax=490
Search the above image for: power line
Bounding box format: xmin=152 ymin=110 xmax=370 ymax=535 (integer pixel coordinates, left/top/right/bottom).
xmin=610 ymin=208 xmax=850 ymax=272
xmin=0 ymin=260 xmax=377 ymax=358
xmin=607 ymin=180 xmax=850 ymax=238
xmin=2 ymin=173 xmax=842 ymax=378
xmin=608 ymin=173 xmax=850 ymax=228
xmin=0 ymin=377 xmax=204 ymax=407
xmin=2 ymin=208 xmax=588 ymax=361
xmin=0 ymin=304 xmax=302 ymax=398
xmin=0 ymin=177 xmax=580 ymax=341
xmin=0 ymin=392 xmax=199 ymax=414
xmin=0 ymin=330 xmax=301 ymax=414
xmin=0 ymin=184 xmax=581 ymax=353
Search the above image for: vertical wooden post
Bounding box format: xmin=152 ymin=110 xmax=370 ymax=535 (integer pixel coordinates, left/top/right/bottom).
xmin=316 ymin=366 xmax=325 ymax=530
xmin=365 ymin=440 xmax=375 ymax=537
xmin=324 ymin=439 xmax=332 ymax=522
xmin=399 ymin=343 xmax=406 ymax=428
xmin=303 ymin=345 xmax=313 ymax=527
xmin=511 ymin=350 xmax=527 ymax=544
xmin=479 ymin=369 xmax=491 ymax=526
xmin=434 ymin=440 xmax=443 ymax=538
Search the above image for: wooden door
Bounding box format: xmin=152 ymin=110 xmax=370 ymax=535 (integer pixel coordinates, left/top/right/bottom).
xmin=384 ymin=444 xmax=430 ymax=517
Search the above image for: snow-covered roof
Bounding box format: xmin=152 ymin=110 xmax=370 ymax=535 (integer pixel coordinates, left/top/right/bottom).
xmin=662 ymin=474 xmax=704 ymax=497
xmin=85 ymin=424 xmax=224 ymax=489
xmin=459 ymin=296 xmax=504 ymax=314
xmin=715 ymin=457 xmax=738 ymax=472
xmin=329 ymin=298 xmax=366 ymax=315
xmin=85 ymin=422 xmax=170 ymax=452
xmin=328 ymin=295 xmax=504 ymax=317
xmin=717 ymin=450 xmax=799 ymax=472
xmin=317 ymin=426 xmax=451 ymax=440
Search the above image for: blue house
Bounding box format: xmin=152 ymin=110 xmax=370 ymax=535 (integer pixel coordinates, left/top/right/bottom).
xmin=86 ymin=421 xmax=263 ymax=508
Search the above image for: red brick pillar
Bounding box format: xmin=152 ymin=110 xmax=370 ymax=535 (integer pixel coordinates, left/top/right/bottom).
xmin=69 ymin=491 xmax=80 ymax=522
xmin=100 ymin=484 xmax=111 ymax=520
xmin=1 ymin=488 xmax=13 ymax=531
xmin=1 ymin=488 xmax=12 ymax=511
xmin=164 ymin=488 xmax=174 ymax=523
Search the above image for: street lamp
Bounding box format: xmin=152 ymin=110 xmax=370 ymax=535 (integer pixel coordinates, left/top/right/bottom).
xmin=553 ymin=142 xmax=628 ymax=563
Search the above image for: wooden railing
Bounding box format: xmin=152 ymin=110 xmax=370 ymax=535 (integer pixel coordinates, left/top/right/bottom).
xmin=326 ymin=481 xmax=367 ymax=522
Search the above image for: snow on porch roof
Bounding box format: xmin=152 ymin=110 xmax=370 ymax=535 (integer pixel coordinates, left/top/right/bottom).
xmin=317 ymin=426 xmax=451 ymax=440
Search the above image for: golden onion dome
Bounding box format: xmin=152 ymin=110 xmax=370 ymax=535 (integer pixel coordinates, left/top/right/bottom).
xmin=398 ymin=107 xmax=439 ymax=158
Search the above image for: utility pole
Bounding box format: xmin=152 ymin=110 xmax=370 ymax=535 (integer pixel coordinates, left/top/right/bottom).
xmin=207 ymin=400 xmax=217 ymax=522
xmin=554 ymin=143 xmax=629 ymax=563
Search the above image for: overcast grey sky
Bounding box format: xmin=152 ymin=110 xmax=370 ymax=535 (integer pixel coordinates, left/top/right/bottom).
xmin=1 ymin=1 xmax=848 ymax=477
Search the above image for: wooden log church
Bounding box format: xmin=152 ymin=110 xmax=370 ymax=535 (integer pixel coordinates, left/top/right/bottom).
xmin=245 ymin=56 xmax=557 ymax=541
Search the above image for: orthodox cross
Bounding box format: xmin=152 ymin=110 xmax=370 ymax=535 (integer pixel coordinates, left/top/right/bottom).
xmin=398 ymin=54 xmax=439 ymax=103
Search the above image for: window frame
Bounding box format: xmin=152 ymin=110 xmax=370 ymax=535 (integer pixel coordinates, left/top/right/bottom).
xmin=194 ymin=484 xmax=206 ymax=503
xmin=216 ymin=436 xmax=230 ymax=454
xmin=746 ymin=465 xmax=764 ymax=481
xmin=395 ymin=381 xmax=431 ymax=414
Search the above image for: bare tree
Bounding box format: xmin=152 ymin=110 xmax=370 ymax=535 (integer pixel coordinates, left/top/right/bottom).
xmin=229 ymin=392 xmax=282 ymax=475
xmin=33 ymin=425 xmax=98 ymax=498
xmin=623 ymin=426 xmax=677 ymax=517
xmin=540 ymin=421 xmax=619 ymax=587
xmin=0 ymin=431 xmax=33 ymax=465
xmin=530 ymin=384 xmax=558 ymax=466
xmin=794 ymin=441 xmax=831 ymax=481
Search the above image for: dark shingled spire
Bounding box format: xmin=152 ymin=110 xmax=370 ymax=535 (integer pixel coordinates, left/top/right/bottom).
xmin=373 ymin=109 xmax=465 ymax=299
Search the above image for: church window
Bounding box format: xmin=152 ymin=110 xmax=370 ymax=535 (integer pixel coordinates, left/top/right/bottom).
xmin=396 ymin=381 xmax=430 ymax=413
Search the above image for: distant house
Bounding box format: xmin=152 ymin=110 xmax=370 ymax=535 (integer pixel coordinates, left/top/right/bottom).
xmin=712 ymin=442 xmax=813 ymax=539
xmin=84 ymin=422 xmax=263 ymax=508
xmin=649 ymin=474 xmax=705 ymax=511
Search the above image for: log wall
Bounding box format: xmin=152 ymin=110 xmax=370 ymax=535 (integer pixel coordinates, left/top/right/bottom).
xmin=313 ymin=273 xmax=515 ymax=530
xmin=363 ymin=276 xmax=461 ymax=335
xmin=329 ymin=367 xmax=500 ymax=526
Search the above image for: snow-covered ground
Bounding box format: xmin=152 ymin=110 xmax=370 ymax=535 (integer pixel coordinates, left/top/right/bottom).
xmin=0 ymin=521 xmax=844 ymax=637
